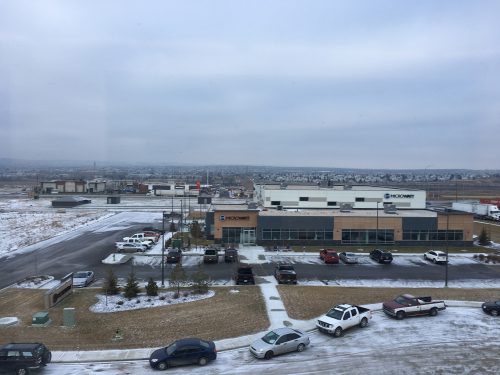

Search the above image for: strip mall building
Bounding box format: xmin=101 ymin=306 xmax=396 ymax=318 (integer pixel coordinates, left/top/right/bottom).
xmin=205 ymin=184 xmax=473 ymax=247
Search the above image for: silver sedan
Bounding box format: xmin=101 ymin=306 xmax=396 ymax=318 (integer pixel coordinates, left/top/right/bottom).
xmin=339 ymin=252 xmax=359 ymax=264
xmin=249 ymin=327 xmax=310 ymax=359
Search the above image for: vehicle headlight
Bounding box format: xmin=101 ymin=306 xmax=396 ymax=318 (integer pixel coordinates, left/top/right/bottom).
xmin=151 ymin=358 xmax=158 ymax=362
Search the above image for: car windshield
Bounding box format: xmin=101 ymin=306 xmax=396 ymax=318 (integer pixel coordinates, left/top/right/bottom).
xmin=326 ymin=308 xmax=344 ymax=320
xmin=279 ymin=265 xmax=294 ymax=270
xmin=262 ymin=331 xmax=280 ymax=344
xmin=346 ymin=253 xmax=356 ymax=257
xmin=395 ymin=296 xmax=411 ymax=305
xmin=74 ymin=272 xmax=88 ymax=278
xmin=165 ymin=342 xmax=177 ymax=355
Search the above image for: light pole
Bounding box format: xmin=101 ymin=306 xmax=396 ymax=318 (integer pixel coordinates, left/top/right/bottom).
xmin=161 ymin=211 xmax=167 ymax=287
xmin=445 ymin=210 xmax=449 ymax=287
xmin=376 ymin=201 xmax=379 ymax=246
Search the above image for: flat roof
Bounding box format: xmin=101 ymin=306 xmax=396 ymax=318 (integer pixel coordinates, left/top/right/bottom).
xmin=256 ymin=184 xmax=421 ymax=192
xmin=211 ymin=204 xmax=258 ymax=211
xmin=258 ymin=209 xmax=437 ymax=218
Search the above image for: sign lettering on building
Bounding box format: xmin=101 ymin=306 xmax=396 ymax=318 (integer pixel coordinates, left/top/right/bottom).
xmin=384 ymin=193 xmax=415 ymax=199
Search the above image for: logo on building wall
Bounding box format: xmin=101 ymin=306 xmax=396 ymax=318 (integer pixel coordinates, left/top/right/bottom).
xmin=384 ymin=193 xmax=415 ymax=199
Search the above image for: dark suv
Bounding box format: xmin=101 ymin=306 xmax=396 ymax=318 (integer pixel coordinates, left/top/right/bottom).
xmin=0 ymin=342 xmax=51 ymax=375
xmin=370 ymin=249 xmax=393 ymax=264
xmin=224 ymin=248 xmax=238 ymax=263
xmin=203 ymin=248 xmax=219 ymax=264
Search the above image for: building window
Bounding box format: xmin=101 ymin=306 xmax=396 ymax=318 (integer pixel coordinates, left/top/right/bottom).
xmin=327 ymin=201 xmax=337 ymax=206
xmin=355 ymin=197 xmax=365 ymax=202
xmin=261 ymin=228 xmax=333 ymax=242
xmin=403 ymin=230 xmax=463 ymax=241
xmin=341 ymin=229 xmax=394 ymax=244
xmin=299 ymin=197 xmax=309 ymax=201
xmin=271 ymin=201 xmax=281 ymax=206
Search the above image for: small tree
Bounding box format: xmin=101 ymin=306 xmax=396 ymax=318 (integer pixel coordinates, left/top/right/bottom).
xmin=191 ymin=265 xmax=210 ymax=294
xmin=146 ymin=277 xmax=158 ymax=296
xmin=123 ymin=271 xmax=141 ymax=299
xmin=102 ymin=268 xmax=120 ymax=295
xmin=169 ymin=222 xmax=176 ymax=232
xmin=169 ymin=262 xmax=188 ymax=297
xmin=190 ymin=221 xmax=203 ymax=239
xmin=478 ymin=227 xmax=490 ymax=246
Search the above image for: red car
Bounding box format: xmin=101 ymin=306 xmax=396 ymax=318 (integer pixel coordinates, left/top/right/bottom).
xmin=319 ymin=249 xmax=339 ymax=264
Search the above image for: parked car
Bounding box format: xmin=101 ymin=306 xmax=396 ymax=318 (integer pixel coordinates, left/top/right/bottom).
xmin=0 ymin=342 xmax=51 ymax=375
xmin=203 ymin=248 xmax=219 ymax=264
xmin=166 ymin=249 xmax=182 ymax=263
xmin=116 ymin=242 xmax=147 ymax=253
xmin=249 ymin=327 xmax=310 ymax=359
xmin=316 ymin=304 xmax=372 ymax=337
xmin=383 ymin=294 xmax=446 ymax=319
xmin=339 ymin=252 xmax=359 ymax=264
xmin=319 ymin=249 xmax=339 ymax=264
xmin=235 ymin=266 xmax=255 ymax=285
xmin=149 ymin=338 xmax=217 ymax=370
xmin=72 ymin=271 xmax=95 ymax=288
xmin=481 ymin=300 xmax=500 ymax=316
xmin=224 ymin=248 xmax=238 ymax=263
xmin=274 ymin=263 xmax=297 ymax=284
xmin=424 ymin=250 xmax=448 ymax=264
xmin=369 ymin=249 xmax=393 ymax=264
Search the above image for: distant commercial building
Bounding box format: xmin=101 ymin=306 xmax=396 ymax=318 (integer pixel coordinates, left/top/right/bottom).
xmin=41 ymin=180 xmax=86 ymax=194
xmin=254 ymin=183 xmax=426 ymax=210
xmin=150 ymin=182 xmax=201 ymax=197
xmin=206 ymin=204 xmax=473 ymax=247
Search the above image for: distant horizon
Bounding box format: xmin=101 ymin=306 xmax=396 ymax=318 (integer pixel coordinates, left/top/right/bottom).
xmin=0 ymin=156 xmax=499 ymax=173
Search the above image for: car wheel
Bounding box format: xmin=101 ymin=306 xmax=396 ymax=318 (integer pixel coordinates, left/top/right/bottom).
xmin=264 ymin=351 xmax=274 ymax=360
xmin=491 ymin=310 xmax=499 ymax=317
xmin=333 ymin=327 xmax=343 ymax=337
xmin=42 ymin=351 xmax=52 ymax=364
xmin=429 ymin=308 xmax=438 ymax=317
xmin=359 ymin=317 xmax=368 ymax=328
xmin=297 ymin=343 xmax=305 ymax=352
xmin=198 ymin=357 xmax=208 ymax=366
xmin=157 ymin=361 xmax=168 ymax=370
xmin=433 ymin=258 xmax=437 ymax=264
xmin=396 ymin=311 xmax=405 ymax=320
xmin=15 ymin=368 xmax=29 ymax=375
xmin=424 ymin=255 xmax=427 ymax=260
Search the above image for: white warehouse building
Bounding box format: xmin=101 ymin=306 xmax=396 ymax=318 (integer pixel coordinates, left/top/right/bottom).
xmin=254 ymin=183 xmax=426 ymax=210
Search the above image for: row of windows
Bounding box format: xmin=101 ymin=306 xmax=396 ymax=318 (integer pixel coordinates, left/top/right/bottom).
xmin=402 ymin=230 xmax=464 ymax=241
xmin=261 ymin=229 xmax=334 ymax=240
xmin=341 ymin=229 xmax=394 ymax=244
xmin=260 ymin=228 xmax=465 ymax=243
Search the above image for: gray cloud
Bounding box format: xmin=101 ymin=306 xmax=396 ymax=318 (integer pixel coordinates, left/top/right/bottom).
xmin=1 ymin=0 xmax=500 ymax=168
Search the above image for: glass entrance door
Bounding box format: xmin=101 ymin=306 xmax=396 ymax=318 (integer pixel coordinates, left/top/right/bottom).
xmin=241 ymin=228 xmax=256 ymax=245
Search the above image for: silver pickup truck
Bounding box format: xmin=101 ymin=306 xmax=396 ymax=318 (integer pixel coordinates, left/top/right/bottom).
xmin=383 ymin=294 xmax=446 ymax=319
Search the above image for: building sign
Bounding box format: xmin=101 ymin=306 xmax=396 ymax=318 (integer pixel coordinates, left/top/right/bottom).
xmin=384 ymin=193 xmax=415 ymax=199
xmin=219 ymin=215 xmax=250 ymax=221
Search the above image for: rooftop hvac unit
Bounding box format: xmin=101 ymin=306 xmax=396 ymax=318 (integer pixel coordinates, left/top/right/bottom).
xmin=384 ymin=204 xmax=397 ymax=214
xmin=340 ymin=203 xmax=353 ymax=212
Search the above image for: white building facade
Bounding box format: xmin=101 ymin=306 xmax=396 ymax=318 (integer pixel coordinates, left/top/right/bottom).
xmin=254 ymin=183 xmax=426 ymax=210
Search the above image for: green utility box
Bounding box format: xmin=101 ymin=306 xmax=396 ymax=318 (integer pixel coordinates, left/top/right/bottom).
xmin=32 ymin=311 xmax=50 ymax=326
xmin=63 ymin=308 xmax=76 ymax=327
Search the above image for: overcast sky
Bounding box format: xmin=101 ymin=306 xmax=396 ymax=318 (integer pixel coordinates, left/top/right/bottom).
xmin=1 ymin=1 xmax=499 ymax=169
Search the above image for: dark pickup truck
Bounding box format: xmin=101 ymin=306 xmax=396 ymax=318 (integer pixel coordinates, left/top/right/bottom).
xmin=235 ymin=266 xmax=255 ymax=285
xmin=274 ymin=263 xmax=297 ymax=284
xmin=203 ymin=248 xmax=219 ymax=264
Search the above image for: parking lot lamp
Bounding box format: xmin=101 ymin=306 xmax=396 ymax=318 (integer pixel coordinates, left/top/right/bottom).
xmin=161 ymin=211 xmax=167 ymax=287
xmin=445 ymin=210 xmax=449 ymax=287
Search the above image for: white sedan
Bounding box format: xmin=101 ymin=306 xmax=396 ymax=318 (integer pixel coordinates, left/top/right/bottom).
xmin=72 ymin=271 xmax=95 ymax=287
xmin=424 ymin=250 xmax=448 ymax=264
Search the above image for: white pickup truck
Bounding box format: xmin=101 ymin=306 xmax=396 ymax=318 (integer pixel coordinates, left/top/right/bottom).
xmin=123 ymin=233 xmax=158 ymax=244
xmin=383 ymin=294 xmax=446 ymax=319
xmin=115 ymin=237 xmax=153 ymax=249
xmin=316 ymin=304 xmax=372 ymax=337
